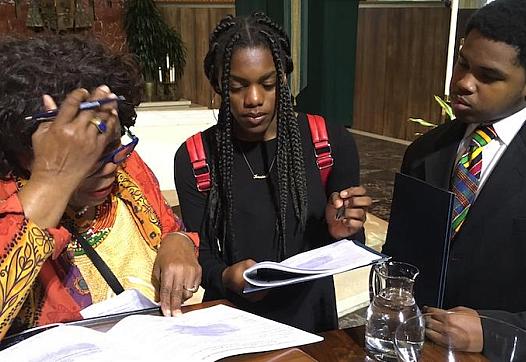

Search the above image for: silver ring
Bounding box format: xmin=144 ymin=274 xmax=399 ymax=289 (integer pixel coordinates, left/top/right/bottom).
xmin=89 ymin=117 xmax=107 ymax=133
xmin=183 ymin=285 xmax=199 ymax=293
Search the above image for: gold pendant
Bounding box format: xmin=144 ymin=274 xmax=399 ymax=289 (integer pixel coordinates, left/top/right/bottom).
xmin=253 ymin=174 xmax=268 ymax=179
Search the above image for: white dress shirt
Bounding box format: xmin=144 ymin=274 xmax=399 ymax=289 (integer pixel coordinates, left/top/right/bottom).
xmin=455 ymin=106 xmax=526 ymax=196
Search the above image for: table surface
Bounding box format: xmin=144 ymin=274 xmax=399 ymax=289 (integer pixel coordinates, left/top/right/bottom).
xmin=222 ymin=325 xmax=489 ymax=361
xmin=54 ymin=300 xmax=490 ymax=361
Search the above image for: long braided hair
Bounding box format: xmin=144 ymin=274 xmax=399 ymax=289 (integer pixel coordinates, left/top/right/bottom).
xmin=203 ymin=13 xmax=308 ymax=262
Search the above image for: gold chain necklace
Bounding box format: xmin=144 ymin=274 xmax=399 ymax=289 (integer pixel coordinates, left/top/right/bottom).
xmin=241 ymin=150 xmax=276 ymax=179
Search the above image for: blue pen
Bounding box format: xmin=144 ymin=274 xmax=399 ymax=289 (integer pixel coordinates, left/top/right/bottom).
xmin=24 ymin=95 xmax=126 ymax=121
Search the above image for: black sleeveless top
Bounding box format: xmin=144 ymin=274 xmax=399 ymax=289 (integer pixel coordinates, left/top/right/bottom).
xmin=174 ymin=113 xmax=363 ymax=332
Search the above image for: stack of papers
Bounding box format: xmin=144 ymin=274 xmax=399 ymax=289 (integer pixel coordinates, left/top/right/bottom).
xmin=0 ymin=304 xmax=323 ymax=361
xmin=243 ymin=239 xmax=388 ymax=292
xmin=80 ymin=289 xmax=158 ymax=319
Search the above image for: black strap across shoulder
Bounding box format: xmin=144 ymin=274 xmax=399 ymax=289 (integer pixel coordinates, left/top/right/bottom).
xmin=68 ymin=224 xmax=124 ymax=295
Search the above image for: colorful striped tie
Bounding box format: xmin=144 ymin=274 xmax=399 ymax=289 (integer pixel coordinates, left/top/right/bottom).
xmin=450 ymin=125 xmax=497 ymax=239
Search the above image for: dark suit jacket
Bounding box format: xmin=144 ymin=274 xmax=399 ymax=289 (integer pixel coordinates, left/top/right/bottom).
xmin=400 ymin=119 xmax=526 ymax=314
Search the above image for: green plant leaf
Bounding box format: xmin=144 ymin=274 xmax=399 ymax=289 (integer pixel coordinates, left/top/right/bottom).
xmin=123 ymin=0 xmax=186 ymax=83
xmin=434 ymin=95 xmax=454 ymax=120
xmin=408 ymin=118 xmax=438 ymax=128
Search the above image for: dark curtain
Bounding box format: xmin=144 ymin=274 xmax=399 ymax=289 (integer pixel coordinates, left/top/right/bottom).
xmin=235 ymin=0 xmax=359 ymax=126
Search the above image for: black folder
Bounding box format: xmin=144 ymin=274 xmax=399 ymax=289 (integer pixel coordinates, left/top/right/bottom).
xmin=382 ymin=172 xmax=454 ymax=308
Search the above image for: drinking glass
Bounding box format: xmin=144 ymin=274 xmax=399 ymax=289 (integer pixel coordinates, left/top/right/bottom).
xmin=394 ymin=311 xmax=526 ymax=362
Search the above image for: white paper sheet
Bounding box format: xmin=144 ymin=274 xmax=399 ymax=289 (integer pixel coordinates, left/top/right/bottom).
xmin=0 ymin=325 xmax=132 ymax=361
xmin=80 ymin=289 xmax=158 ymax=319
xmin=0 ymin=304 xmax=323 ymax=361
xmin=281 ymin=238 xmax=382 ymax=271
xmin=243 ymin=239 xmax=388 ymax=291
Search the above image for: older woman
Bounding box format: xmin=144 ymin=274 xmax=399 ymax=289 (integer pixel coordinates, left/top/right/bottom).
xmin=0 ymin=36 xmax=201 ymax=340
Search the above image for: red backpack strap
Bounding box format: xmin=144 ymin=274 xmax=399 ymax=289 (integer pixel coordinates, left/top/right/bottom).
xmin=185 ymin=132 xmax=211 ymax=192
xmin=306 ymin=114 xmax=333 ymax=188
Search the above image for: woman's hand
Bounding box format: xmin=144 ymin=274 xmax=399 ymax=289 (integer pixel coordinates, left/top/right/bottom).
xmin=153 ymin=233 xmax=202 ymax=317
xmin=222 ymin=259 xmax=268 ymax=302
xmin=326 ymin=186 xmax=372 ymax=239
xmin=18 ymin=86 xmax=119 ymax=229
xmin=31 ymin=86 xmax=118 ymax=188
xmin=424 ymin=306 xmax=483 ymax=352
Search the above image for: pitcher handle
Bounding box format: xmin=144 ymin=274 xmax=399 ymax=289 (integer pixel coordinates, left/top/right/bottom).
xmin=368 ymin=263 xmax=379 ymax=303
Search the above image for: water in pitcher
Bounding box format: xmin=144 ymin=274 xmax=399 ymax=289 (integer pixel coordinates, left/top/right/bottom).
xmin=365 ymin=287 xmax=421 ymax=361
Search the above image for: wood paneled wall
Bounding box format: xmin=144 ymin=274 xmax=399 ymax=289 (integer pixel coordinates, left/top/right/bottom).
xmin=0 ymin=1 xmax=126 ymax=52
xmin=0 ymin=0 xmax=234 ymax=107
xmin=459 ymin=0 xmax=485 ymax=8
xmin=353 ymin=6 xmax=450 ymax=141
xmin=158 ymin=1 xmax=235 ymax=107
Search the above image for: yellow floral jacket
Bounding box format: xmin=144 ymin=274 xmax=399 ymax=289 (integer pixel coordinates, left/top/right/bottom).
xmin=0 ymin=151 xmax=197 ymax=340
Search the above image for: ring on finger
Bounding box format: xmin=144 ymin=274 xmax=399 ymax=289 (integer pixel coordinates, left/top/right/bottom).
xmin=183 ymin=285 xmax=199 ymax=293
xmin=89 ymin=117 xmax=107 ymax=134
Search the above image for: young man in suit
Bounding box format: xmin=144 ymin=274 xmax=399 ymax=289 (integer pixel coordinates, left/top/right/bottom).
xmin=399 ymin=0 xmax=526 ymax=352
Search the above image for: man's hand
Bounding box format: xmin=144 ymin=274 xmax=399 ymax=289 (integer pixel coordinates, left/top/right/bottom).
xmin=153 ymin=233 xmax=201 ymax=317
xmin=222 ymin=259 xmax=267 ymax=302
xmin=424 ymin=306 xmax=483 ymax=352
xmin=326 ymin=186 xmax=372 ymax=239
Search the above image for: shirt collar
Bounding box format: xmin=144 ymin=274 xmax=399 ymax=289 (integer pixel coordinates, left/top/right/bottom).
xmin=463 ymin=106 xmax=526 ymax=146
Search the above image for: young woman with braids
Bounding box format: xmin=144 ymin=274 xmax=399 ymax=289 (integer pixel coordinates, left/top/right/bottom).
xmin=175 ymin=13 xmax=371 ymax=332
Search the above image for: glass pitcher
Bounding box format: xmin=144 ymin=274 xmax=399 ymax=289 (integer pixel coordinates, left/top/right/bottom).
xmin=365 ymin=261 xmax=421 ymax=361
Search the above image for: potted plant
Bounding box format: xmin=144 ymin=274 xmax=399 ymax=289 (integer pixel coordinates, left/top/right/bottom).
xmin=123 ymin=0 xmax=186 ymax=101
xmin=408 ymin=95 xmax=454 ymax=135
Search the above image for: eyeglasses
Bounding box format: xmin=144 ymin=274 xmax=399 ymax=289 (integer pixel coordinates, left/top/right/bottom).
xmin=95 ymin=127 xmax=139 ymax=171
